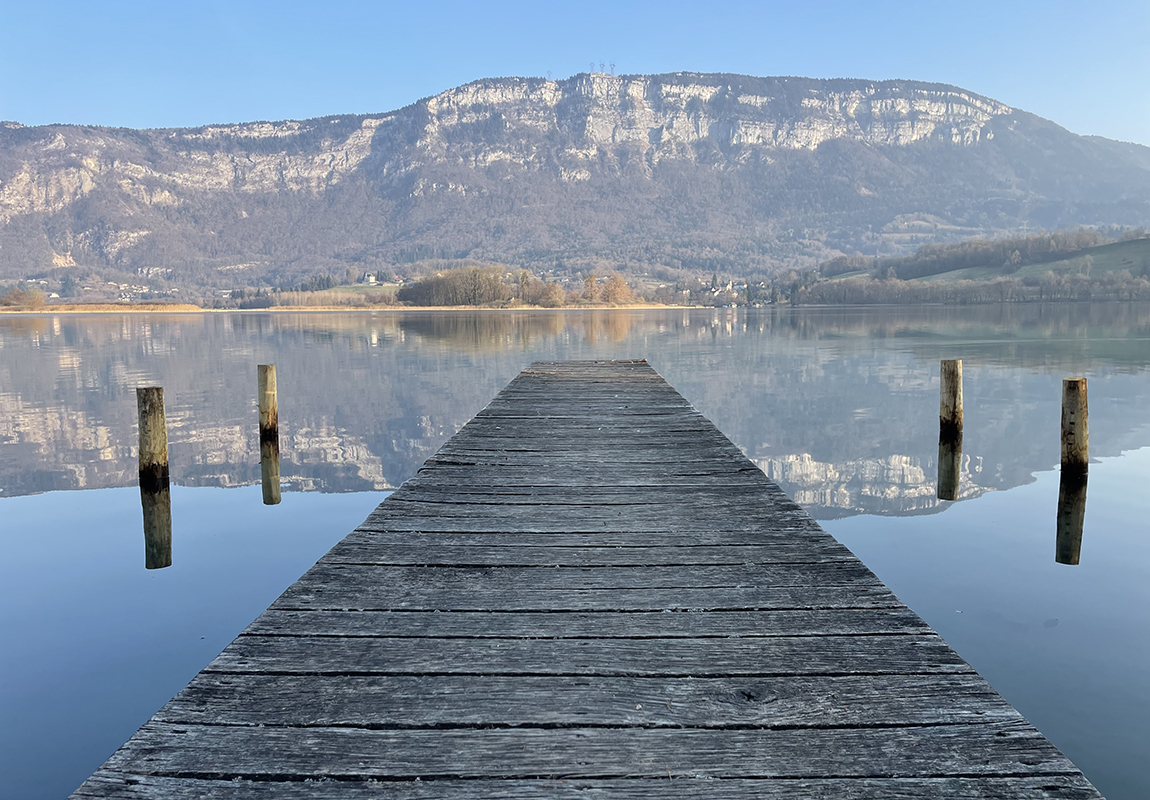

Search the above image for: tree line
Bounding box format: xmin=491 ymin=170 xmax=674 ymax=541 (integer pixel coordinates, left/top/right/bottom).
xmin=0 ymin=284 xmax=46 ymax=309
xmin=396 ymin=267 xmax=635 ymax=307
xmin=819 ymin=229 xmax=1144 ymax=281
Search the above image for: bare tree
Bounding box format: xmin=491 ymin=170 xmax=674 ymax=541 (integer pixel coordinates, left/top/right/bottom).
xmin=604 ymin=273 xmax=633 ymax=305
xmin=583 ymin=273 xmax=599 ymax=302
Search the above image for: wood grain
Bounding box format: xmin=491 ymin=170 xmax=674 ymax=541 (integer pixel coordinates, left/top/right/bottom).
xmin=72 ymin=774 xmax=1107 ymax=800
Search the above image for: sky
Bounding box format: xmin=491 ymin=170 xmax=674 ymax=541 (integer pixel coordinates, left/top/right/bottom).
xmin=2 ymin=0 xmax=1147 ymax=145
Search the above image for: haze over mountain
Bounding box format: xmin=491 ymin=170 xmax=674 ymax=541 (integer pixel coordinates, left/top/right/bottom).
xmin=2 ymin=72 xmax=1149 ymax=292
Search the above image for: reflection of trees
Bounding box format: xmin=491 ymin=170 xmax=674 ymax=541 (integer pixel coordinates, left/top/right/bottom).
xmin=569 ymin=311 xmax=637 ymax=345
xmin=398 ymin=312 xmax=567 ymax=349
xmin=396 ymin=310 xmax=640 ymax=350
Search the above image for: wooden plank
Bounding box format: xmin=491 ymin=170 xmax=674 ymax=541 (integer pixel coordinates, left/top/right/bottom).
xmin=321 ymin=542 xmax=859 ymax=565
xmin=69 ymin=360 xmax=1103 ymax=800
xmin=367 ymin=505 xmax=814 ymax=522
xmin=356 ymin=518 xmax=823 ymax=533
xmin=243 ymin=608 xmax=933 ymax=638
xmin=404 ymin=471 xmax=770 ymax=488
xmin=204 ymin=634 xmax=973 ymax=676
xmin=284 ymin=562 xmax=885 ymax=591
xmin=336 ymin=530 xmax=830 ymax=547
xmin=385 ymin=488 xmax=776 ymax=506
xmin=360 ymin=501 xmax=820 ymax=532
xmin=156 ymin=673 xmax=1018 ymax=728
xmin=95 ymin=720 xmax=1080 ymax=779
xmin=71 ymin=774 xmax=1108 ymax=800
xmin=394 ymin=481 xmax=773 ymax=496
xmin=269 ymin=583 xmax=904 ymax=612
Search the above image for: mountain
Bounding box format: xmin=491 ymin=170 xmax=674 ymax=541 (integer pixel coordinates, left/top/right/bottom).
xmin=2 ymin=72 xmax=1149 ymax=293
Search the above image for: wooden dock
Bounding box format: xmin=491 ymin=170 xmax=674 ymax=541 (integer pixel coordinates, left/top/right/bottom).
xmin=73 ymin=360 xmax=1103 ymax=798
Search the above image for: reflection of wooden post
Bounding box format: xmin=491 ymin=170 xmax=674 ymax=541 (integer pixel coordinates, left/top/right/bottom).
xmin=937 ymin=437 xmax=962 ymax=501
xmin=1061 ymin=378 xmax=1088 ymax=475
xmin=137 ymin=387 xmax=172 ymax=569
xmin=939 ymin=360 xmax=963 ymax=439
xmin=1056 ymin=471 xmax=1088 ymax=565
xmin=259 ymin=365 xmax=281 ymax=505
xmin=141 ymin=486 xmax=172 ymax=569
xmin=937 ymin=360 xmax=963 ymax=501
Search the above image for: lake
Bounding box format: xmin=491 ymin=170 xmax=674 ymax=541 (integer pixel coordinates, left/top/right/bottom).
xmin=1 ymin=305 xmax=1148 ymax=799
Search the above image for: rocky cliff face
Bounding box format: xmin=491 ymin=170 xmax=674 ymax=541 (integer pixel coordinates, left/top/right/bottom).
xmin=1 ymin=73 xmax=1147 ymax=288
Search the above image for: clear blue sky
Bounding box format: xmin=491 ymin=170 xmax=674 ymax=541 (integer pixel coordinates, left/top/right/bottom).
xmin=2 ymin=0 xmax=1147 ymax=145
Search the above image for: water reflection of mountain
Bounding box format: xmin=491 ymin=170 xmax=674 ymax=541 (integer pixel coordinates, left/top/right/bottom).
xmin=1 ymin=306 xmax=1147 ymax=518
xmin=755 ymin=453 xmax=986 ymax=518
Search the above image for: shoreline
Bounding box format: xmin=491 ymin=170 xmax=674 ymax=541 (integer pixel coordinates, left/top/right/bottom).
xmin=0 ymin=303 xmax=692 ymax=316
xmin=6 ymin=299 xmax=1148 ymax=316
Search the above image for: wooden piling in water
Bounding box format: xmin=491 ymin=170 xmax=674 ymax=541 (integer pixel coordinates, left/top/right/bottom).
xmin=939 ymin=360 xmax=963 ymax=439
xmin=1056 ymin=472 xmax=1087 ymax=565
xmin=937 ymin=438 xmax=962 ymax=502
xmin=137 ymin=387 xmax=169 ymax=492
xmin=1061 ymin=378 xmax=1088 ymax=475
xmin=937 ymin=360 xmax=963 ymax=501
xmin=136 ymin=387 xmax=171 ymax=569
xmin=258 ymin=364 xmax=281 ymax=505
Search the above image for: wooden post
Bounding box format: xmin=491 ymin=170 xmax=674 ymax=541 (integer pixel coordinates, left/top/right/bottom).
xmin=937 ymin=438 xmax=961 ymax=502
xmin=939 ymin=359 xmax=963 ymax=439
xmin=1055 ymin=471 xmax=1087 ymax=565
xmin=137 ymin=387 xmax=171 ymax=569
xmin=1061 ymin=378 xmax=1088 ymax=475
xmin=259 ymin=364 xmax=281 ymax=505
xmin=936 ymin=360 xmax=963 ymax=501
xmin=137 ymin=387 xmax=169 ymax=493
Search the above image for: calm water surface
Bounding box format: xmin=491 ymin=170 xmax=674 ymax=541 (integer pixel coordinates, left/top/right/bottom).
xmin=1 ymin=306 xmax=1148 ymax=798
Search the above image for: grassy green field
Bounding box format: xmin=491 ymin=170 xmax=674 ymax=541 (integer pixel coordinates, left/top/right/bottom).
xmin=914 ymin=238 xmax=1150 ymax=283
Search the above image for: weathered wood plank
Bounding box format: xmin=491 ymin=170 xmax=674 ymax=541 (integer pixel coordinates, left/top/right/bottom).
xmin=356 ymin=518 xmax=824 ymax=533
xmin=392 ymin=482 xmax=773 ymax=498
xmin=406 ymin=470 xmax=769 ymax=488
xmin=359 ymin=499 xmax=820 ymax=531
xmin=157 ymin=673 xmax=1016 ymax=728
xmin=321 ymin=542 xmax=859 ymax=565
xmin=385 ymin=489 xmax=776 ymax=507
xmin=243 ymin=608 xmax=933 ymax=638
xmin=366 ymin=506 xmax=814 ymax=524
xmin=205 ymin=634 xmax=973 ymax=676
xmin=270 ymin=583 xmax=903 ymax=612
xmin=70 ymin=774 xmax=1108 ymax=800
xmin=337 ymin=530 xmax=831 ymax=548
xmin=286 ymin=562 xmax=884 ymax=592
xmin=96 ymin=720 xmax=1079 ymax=779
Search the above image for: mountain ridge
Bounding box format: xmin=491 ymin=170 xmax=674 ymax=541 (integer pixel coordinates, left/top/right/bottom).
xmin=1 ymin=72 xmax=1148 ymax=295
